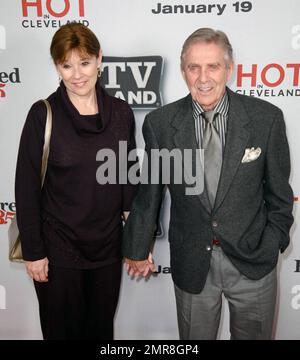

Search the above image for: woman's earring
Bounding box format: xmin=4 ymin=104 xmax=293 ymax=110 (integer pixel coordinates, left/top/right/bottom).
xmin=97 ymin=68 xmax=101 ymax=78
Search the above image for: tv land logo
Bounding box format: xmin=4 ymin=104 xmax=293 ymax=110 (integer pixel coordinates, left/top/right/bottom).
xmin=21 ymin=0 xmax=89 ymax=28
xmin=0 ymin=25 xmax=5 ymax=50
xmin=0 ymin=68 xmax=21 ymax=98
xmin=235 ymin=63 xmax=300 ymax=97
xmin=0 ymin=285 xmax=6 ymax=310
xmin=101 ymin=56 xmax=163 ymax=109
xmin=0 ymin=202 xmax=16 ymax=224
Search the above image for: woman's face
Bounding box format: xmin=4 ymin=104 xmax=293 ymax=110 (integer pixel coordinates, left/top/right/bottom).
xmin=56 ymin=49 xmax=102 ymax=98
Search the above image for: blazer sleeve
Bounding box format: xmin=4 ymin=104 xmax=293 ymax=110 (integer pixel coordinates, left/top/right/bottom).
xmin=15 ymin=101 xmax=48 ymax=261
xmin=122 ymin=114 xmax=165 ymax=260
xmin=122 ymin=106 xmax=139 ymax=211
xmin=263 ymin=109 xmax=294 ymax=253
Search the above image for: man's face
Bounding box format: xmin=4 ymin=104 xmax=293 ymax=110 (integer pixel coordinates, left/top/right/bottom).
xmin=182 ymin=41 xmax=233 ymax=110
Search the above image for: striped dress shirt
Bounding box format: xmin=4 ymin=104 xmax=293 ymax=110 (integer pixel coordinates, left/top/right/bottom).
xmin=192 ymin=91 xmax=229 ymax=152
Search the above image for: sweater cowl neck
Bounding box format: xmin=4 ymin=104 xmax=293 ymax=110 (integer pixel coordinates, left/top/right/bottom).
xmin=57 ymin=79 xmax=112 ymax=135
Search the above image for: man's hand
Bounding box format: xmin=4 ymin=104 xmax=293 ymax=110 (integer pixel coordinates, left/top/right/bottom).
xmin=25 ymin=257 xmax=49 ymax=282
xmin=124 ymin=253 xmax=156 ymax=277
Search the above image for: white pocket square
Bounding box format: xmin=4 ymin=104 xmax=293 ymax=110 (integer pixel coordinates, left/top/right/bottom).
xmin=241 ymin=147 xmax=261 ymax=163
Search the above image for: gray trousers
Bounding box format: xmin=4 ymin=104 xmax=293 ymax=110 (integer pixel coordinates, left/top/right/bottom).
xmin=174 ymin=245 xmax=277 ymax=340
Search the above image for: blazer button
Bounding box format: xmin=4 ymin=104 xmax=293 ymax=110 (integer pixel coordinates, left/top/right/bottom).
xmin=212 ymin=220 xmax=218 ymax=227
xmin=206 ymin=245 xmax=212 ymax=251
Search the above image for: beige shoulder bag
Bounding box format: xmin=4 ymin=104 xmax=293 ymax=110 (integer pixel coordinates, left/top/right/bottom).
xmin=8 ymin=99 xmax=52 ymax=262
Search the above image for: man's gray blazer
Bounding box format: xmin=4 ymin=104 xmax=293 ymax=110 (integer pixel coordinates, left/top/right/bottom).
xmin=122 ymin=88 xmax=294 ymax=294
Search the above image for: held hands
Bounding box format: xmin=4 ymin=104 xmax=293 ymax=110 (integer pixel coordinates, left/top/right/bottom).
xmin=124 ymin=253 xmax=156 ymax=278
xmin=25 ymin=257 xmax=49 ymax=282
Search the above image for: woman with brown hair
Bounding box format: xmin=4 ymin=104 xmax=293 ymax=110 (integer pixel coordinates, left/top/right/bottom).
xmin=15 ymin=22 xmax=138 ymax=340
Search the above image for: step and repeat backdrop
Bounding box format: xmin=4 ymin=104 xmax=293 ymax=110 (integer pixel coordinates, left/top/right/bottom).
xmin=0 ymin=0 xmax=299 ymax=339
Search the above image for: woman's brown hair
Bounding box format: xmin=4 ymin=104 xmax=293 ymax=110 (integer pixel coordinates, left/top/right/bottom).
xmin=50 ymin=22 xmax=101 ymax=64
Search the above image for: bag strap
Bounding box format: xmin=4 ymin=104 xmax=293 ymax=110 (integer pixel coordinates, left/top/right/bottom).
xmin=41 ymin=99 xmax=52 ymax=187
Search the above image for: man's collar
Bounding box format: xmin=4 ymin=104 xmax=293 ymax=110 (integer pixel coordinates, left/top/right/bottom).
xmin=192 ymin=90 xmax=229 ymax=117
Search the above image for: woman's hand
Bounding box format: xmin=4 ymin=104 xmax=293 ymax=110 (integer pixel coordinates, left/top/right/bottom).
xmin=25 ymin=257 xmax=49 ymax=282
xmin=124 ymin=252 xmax=156 ymax=277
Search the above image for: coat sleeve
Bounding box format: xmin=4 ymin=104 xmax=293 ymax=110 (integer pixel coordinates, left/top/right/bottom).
xmin=122 ymin=106 xmax=139 ymax=211
xmin=15 ymin=101 xmax=48 ymax=261
xmin=122 ymin=114 xmax=165 ymax=260
xmin=263 ymin=109 xmax=294 ymax=253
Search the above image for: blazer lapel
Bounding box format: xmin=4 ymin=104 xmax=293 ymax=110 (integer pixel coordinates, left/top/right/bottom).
xmin=172 ymin=95 xmax=211 ymax=214
xmin=214 ymin=89 xmax=250 ymax=211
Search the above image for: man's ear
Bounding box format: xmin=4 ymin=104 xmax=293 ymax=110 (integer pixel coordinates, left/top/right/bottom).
xmin=181 ymin=68 xmax=187 ymax=83
xmin=226 ymin=61 xmax=234 ymax=82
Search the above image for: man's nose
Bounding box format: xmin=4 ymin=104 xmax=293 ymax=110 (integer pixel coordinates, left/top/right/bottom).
xmin=197 ymin=69 xmax=208 ymax=82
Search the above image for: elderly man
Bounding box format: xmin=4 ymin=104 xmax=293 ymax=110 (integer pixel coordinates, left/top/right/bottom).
xmin=123 ymin=28 xmax=294 ymax=340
